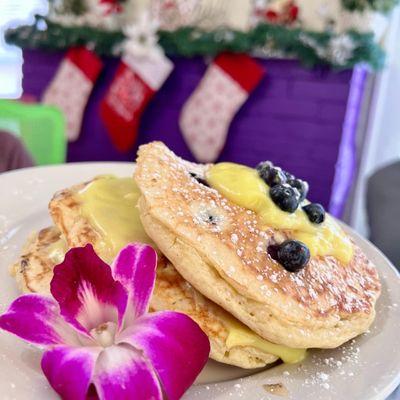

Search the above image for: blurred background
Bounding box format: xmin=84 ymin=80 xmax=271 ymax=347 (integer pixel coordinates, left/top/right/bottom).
xmin=0 ymin=0 xmax=400 ymax=271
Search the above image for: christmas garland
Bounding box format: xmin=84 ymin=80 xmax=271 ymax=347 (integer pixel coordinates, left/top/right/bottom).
xmin=6 ymin=17 xmax=125 ymax=56
xmin=341 ymin=0 xmax=399 ymax=12
xmin=5 ymin=15 xmax=384 ymax=70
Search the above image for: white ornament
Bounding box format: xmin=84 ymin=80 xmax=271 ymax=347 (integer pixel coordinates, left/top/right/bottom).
xmin=327 ymin=34 xmax=356 ymax=65
xmin=123 ymin=11 xmax=162 ymax=59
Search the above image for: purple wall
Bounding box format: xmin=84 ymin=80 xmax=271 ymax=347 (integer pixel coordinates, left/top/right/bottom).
xmin=22 ymin=50 xmax=366 ymax=216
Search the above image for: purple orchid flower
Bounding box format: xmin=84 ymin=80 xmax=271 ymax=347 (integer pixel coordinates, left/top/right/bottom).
xmin=0 ymin=244 xmax=210 ymax=400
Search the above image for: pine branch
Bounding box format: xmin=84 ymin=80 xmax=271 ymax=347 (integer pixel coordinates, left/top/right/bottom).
xmin=341 ymin=0 xmax=399 ymax=13
xmin=5 ymin=15 xmax=385 ymax=70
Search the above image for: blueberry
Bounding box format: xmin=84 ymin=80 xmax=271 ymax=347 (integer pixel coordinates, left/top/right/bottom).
xmin=287 ymin=178 xmax=309 ymax=202
xmin=269 ymin=184 xmax=300 ymax=213
xmin=266 ymin=167 xmax=288 ymax=187
xmin=189 ymin=172 xmax=209 ymax=187
xmin=256 ymin=161 xmax=274 ymax=182
xmin=270 ymin=240 xmax=310 ymax=272
xmin=283 ymin=170 xmax=295 ymax=181
xmin=303 ymin=203 xmax=325 ymax=224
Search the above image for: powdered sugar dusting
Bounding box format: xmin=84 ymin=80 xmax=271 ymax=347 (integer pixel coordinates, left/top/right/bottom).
xmin=136 ymin=142 xmax=381 ymax=322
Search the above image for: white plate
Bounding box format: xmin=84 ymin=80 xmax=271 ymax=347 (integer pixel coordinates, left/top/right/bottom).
xmin=0 ymin=163 xmax=399 ymax=400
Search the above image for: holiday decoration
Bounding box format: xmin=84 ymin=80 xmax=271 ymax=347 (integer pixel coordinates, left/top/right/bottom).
xmin=194 ymin=0 xmax=253 ymax=31
xmin=151 ymin=0 xmax=200 ymax=31
xmin=341 ymin=0 xmax=399 ymax=12
xmin=100 ymin=11 xmax=173 ymax=152
xmin=261 ymin=0 xmax=299 ymax=25
xmin=48 ymin=0 xmax=127 ymax=30
xmin=100 ymin=0 xmax=125 ymax=15
xmin=293 ymin=0 xmax=389 ymax=41
xmin=122 ymin=10 xmax=161 ymax=59
xmin=153 ymin=0 xmax=253 ymax=31
xmin=42 ymin=46 xmax=103 ymax=141
xmin=6 ymin=0 xmax=396 ymax=70
xmin=6 ymin=15 xmax=385 ymax=69
xmin=180 ymin=53 xmax=265 ymax=162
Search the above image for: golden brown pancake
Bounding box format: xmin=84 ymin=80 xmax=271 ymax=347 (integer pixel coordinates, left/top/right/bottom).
xmin=49 ymin=180 xmax=101 ymax=253
xmin=11 ymin=225 xmax=280 ymax=368
xmin=152 ymin=258 xmax=280 ymax=368
xmin=10 ymin=226 xmax=66 ymax=294
xmin=46 ymin=178 xmax=288 ymax=368
xmin=134 ymin=142 xmax=381 ymax=349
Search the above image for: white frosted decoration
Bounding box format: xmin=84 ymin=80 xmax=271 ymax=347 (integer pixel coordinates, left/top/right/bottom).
xmin=123 ymin=11 xmax=160 ymax=58
xmin=327 ymin=34 xmax=356 ymax=65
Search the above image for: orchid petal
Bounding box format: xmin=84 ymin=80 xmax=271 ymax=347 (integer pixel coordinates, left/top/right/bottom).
xmin=51 ymin=245 xmax=128 ymax=333
xmin=93 ymin=344 xmax=162 ymax=400
xmin=42 ymin=345 xmax=100 ymax=400
xmin=117 ymin=311 xmax=210 ymax=400
xmin=0 ymin=294 xmax=81 ymax=346
xmin=112 ymin=244 xmax=157 ymax=322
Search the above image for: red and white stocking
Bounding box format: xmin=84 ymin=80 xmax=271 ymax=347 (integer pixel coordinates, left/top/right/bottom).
xmin=100 ymin=53 xmax=173 ymax=152
xmin=179 ymin=53 xmax=265 ymax=163
xmin=42 ymin=47 xmax=103 ymax=142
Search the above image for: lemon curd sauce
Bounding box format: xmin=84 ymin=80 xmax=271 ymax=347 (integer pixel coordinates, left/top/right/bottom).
xmin=77 ymin=176 xmax=153 ymax=262
xmin=225 ymin=317 xmax=307 ymax=364
xmin=206 ymin=163 xmax=353 ymax=264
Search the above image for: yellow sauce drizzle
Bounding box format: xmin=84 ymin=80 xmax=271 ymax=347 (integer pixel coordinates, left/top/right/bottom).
xmin=224 ymin=317 xmax=307 ymax=364
xmin=206 ymin=163 xmax=353 ymax=264
xmin=77 ymin=176 xmax=153 ymax=262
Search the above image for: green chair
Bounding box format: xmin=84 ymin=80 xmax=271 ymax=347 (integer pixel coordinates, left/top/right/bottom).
xmin=0 ymin=100 xmax=66 ymax=165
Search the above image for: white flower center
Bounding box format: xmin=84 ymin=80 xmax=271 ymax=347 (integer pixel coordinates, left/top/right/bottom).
xmin=91 ymin=322 xmax=117 ymax=348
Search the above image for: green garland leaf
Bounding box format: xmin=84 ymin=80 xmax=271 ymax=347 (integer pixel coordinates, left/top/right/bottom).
xmin=341 ymin=0 xmax=399 ymax=13
xmin=5 ymin=15 xmax=385 ymax=70
xmin=5 ymin=16 xmax=125 ymax=56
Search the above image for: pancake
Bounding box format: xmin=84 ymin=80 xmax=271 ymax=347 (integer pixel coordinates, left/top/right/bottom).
xmin=46 ymin=177 xmax=296 ymax=368
xmin=134 ymin=141 xmax=381 ymax=349
xmin=10 ymin=226 xmax=66 ymax=295
xmin=49 ymin=180 xmax=101 ymax=254
xmin=152 ymin=257 xmax=281 ymax=368
xmin=11 ymin=223 xmax=282 ymax=368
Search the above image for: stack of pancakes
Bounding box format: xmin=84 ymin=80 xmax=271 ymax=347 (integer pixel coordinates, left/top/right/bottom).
xmin=10 ymin=141 xmax=381 ymax=369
